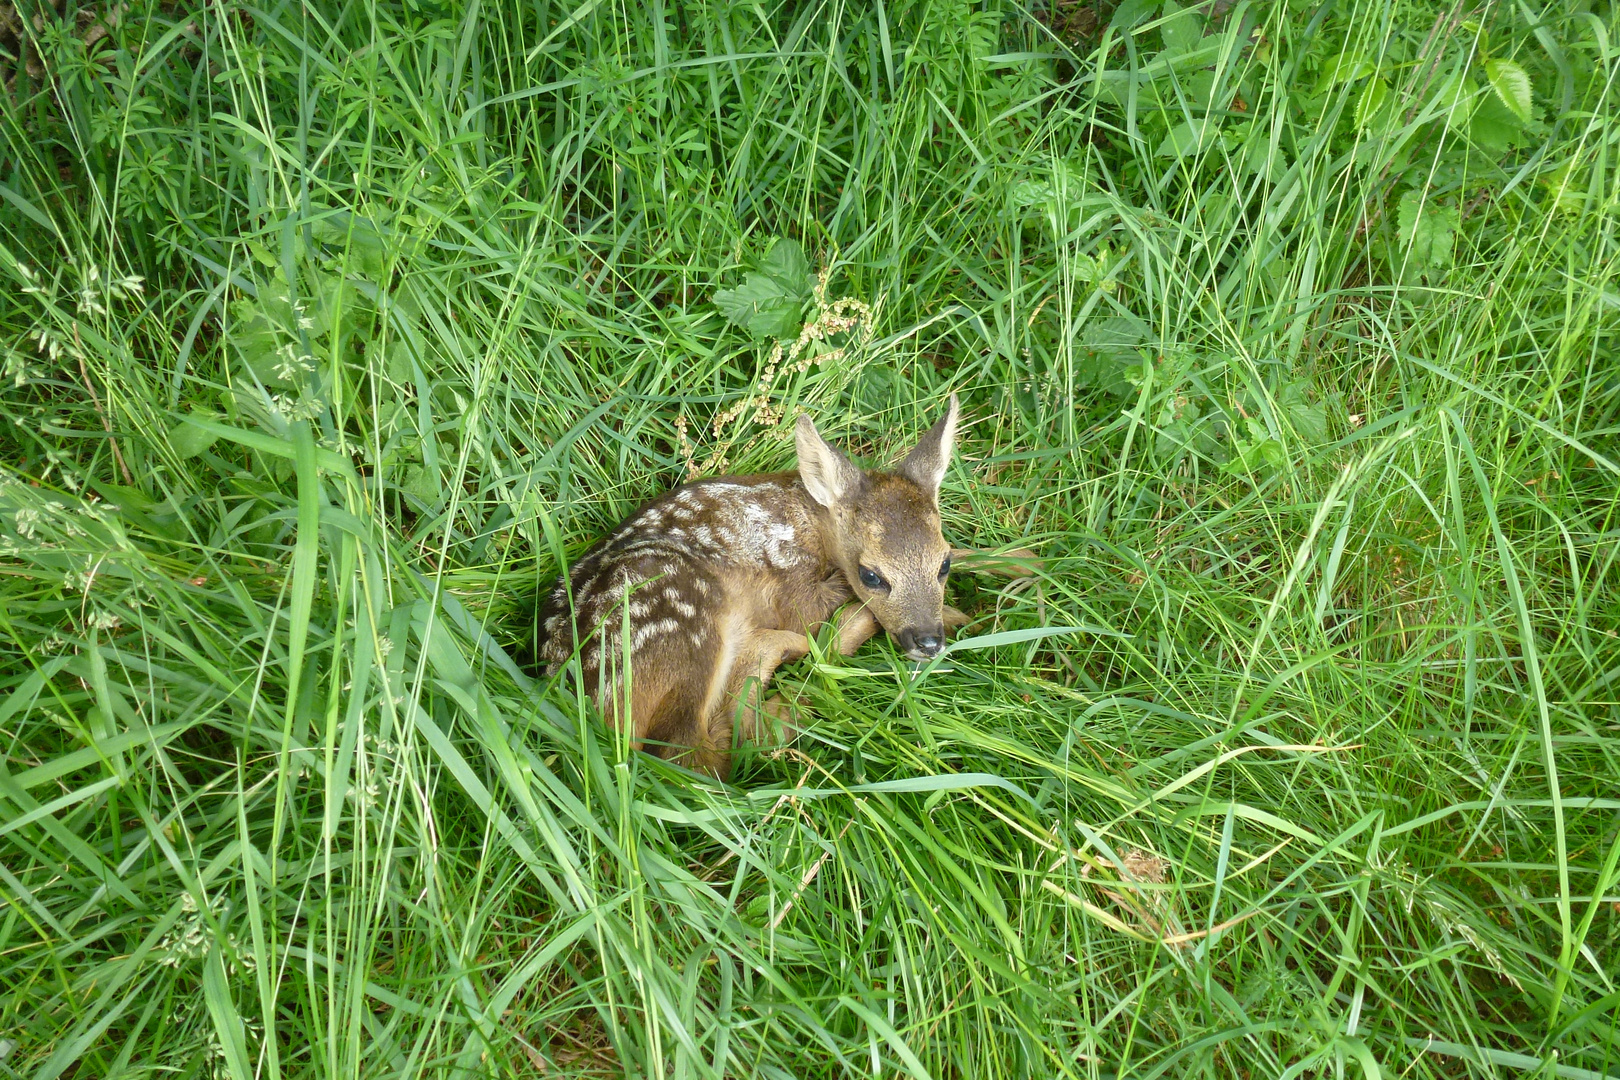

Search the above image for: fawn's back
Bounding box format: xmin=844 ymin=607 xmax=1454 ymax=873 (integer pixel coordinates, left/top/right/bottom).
xmin=537 ymin=396 xmax=960 ymax=778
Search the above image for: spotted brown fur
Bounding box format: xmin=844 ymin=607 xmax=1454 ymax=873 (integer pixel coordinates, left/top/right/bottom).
xmin=535 ymin=397 xmax=985 ymax=779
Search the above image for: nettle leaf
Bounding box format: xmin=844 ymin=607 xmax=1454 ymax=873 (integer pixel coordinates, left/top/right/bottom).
xmin=714 ymin=238 xmax=815 ymax=341
xmin=1484 ymin=58 xmax=1533 ymax=124
xmin=1396 ymin=190 xmax=1459 ymax=283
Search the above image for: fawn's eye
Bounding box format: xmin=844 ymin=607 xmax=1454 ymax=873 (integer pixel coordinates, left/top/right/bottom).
xmin=858 ymin=566 xmax=888 ymax=591
xmin=938 ymin=556 xmax=951 ymax=579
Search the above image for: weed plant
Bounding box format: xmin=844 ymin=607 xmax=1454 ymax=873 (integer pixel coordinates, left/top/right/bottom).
xmin=0 ymin=0 xmax=1617 ymax=1076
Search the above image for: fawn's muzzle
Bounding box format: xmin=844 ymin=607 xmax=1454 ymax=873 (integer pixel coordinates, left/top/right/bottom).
xmin=897 ymin=628 xmax=944 ymax=659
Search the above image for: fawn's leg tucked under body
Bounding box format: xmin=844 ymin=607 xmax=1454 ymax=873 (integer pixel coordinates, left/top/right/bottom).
xmin=684 ymin=605 xmax=872 ymax=778
xmin=682 ymin=587 xmax=990 ymax=778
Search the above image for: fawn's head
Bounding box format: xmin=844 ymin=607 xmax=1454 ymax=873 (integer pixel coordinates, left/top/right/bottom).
xmin=796 ymin=395 xmax=959 ymax=660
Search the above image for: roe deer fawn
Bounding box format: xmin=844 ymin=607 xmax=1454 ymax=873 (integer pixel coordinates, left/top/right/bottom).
xmin=536 ymin=394 xmax=1028 ymax=779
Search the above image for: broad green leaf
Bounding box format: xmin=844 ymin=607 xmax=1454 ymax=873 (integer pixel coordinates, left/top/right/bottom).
xmin=1277 ymin=379 xmax=1329 ymax=444
xmin=169 ymin=409 xmax=220 ymax=459
xmin=1108 ymin=0 xmax=1157 ymax=32
xmin=1541 ymin=159 xmax=1588 ymax=215
xmin=1156 ymin=118 xmax=1220 ymax=159
xmin=713 ymin=274 xmax=805 ymax=340
xmin=401 ymin=464 xmax=441 ymax=505
xmin=1469 ymin=88 xmax=1522 ymax=153
xmin=1221 ymin=416 xmax=1286 ymax=475
xmin=1315 ymin=50 xmax=1376 ymax=93
xmin=758 ymin=237 xmax=812 ymax=293
xmin=1484 ymin=58 xmax=1532 ymax=123
xmin=1076 ymin=317 xmax=1146 ymax=396
xmin=1010 ymin=178 xmax=1054 ymax=208
xmin=1432 ymin=70 xmax=1476 ymax=132
xmin=1159 ymin=1 xmax=1203 ymax=54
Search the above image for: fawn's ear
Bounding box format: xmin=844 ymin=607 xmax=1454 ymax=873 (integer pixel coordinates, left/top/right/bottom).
xmin=896 ymin=393 xmax=959 ymax=500
xmin=796 ymin=414 xmax=862 ymax=508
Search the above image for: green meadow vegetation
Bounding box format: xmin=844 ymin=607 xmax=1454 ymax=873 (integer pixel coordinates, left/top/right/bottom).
xmin=1 ymin=0 xmax=1617 ymax=1075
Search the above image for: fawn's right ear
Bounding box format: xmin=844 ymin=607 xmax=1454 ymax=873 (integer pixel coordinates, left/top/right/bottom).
xmin=895 ymin=393 xmax=959 ymax=499
xmin=796 ymin=414 xmax=862 ymax=508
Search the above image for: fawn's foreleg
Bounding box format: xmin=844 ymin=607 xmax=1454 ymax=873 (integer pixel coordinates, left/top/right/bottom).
xmin=690 ymin=627 xmax=810 ymax=780
xmin=831 ymin=604 xmax=879 ymax=656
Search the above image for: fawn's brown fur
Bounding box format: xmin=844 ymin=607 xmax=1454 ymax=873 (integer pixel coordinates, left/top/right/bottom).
xmin=537 ymin=395 xmax=1026 ymax=779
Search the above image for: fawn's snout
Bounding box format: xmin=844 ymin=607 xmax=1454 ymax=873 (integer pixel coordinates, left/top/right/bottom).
xmin=895 ymin=627 xmax=945 ymax=659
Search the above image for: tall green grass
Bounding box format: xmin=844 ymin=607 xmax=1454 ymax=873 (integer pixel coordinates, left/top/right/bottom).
xmin=1 ymin=0 xmax=1616 ymax=1076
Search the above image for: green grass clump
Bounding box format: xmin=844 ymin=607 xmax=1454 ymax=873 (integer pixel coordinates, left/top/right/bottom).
xmin=1 ymin=0 xmax=1617 ymax=1076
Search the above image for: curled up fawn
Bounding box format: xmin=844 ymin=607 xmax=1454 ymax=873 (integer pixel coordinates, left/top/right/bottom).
xmin=536 ymin=395 xmax=1034 ymax=779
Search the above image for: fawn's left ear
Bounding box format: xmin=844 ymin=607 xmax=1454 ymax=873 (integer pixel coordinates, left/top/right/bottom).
xmin=797 ymin=414 xmax=864 ymax=509
xmin=896 ymin=393 xmax=959 ymax=500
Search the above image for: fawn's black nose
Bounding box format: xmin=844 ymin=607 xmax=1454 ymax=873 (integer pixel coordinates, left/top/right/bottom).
xmin=898 ymin=628 xmax=944 ymax=659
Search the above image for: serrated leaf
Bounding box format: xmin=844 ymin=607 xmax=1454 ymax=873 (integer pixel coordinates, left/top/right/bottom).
xmin=715 ymin=238 xmax=814 ymax=341
xmin=714 ymin=274 xmax=805 ymax=341
xmin=1108 ymin=0 xmax=1157 ymax=32
xmin=1354 ymin=77 xmax=1391 ymax=132
xmin=1159 ymin=1 xmax=1203 ymax=55
xmin=1277 ymin=379 xmax=1328 ymax=444
xmin=1542 ymin=159 xmax=1588 ymax=215
xmin=401 ymin=464 xmax=441 ymax=505
xmin=1484 ymin=58 xmax=1532 ymax=124
xmin=1077 ymin=318 xmax=1147 ymax=397
xmin=1011 ymin=179 xmax=1055 ymax=208
xmin=1432 ymin=70 xmax=1476 ymax=132
xmin=1395 ymin=190 xmax=1458 ymax=282
xmin=759 ymin=238 xmax=812 ymax=294
xmin=1468 ymin=88 xmax=1521 ymax=153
